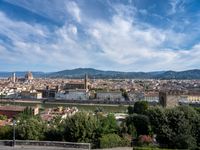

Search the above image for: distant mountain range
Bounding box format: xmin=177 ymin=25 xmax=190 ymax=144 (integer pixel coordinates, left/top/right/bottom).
xmin=1 ymin=68 xmax=200 ymax=79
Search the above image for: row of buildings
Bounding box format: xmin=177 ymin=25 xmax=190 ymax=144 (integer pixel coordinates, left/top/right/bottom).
xmin=1 ymin=72 xmax=200 ymax=104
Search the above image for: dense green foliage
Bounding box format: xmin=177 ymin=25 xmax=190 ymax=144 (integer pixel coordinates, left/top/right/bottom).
xmin=22 ymin=107 xmax=34 ymax=116
xmin=1 ymin=103 xmax=200 ymax=149
xmin=0 ymin=125 xmax=12 ymax=139
xmin=128 ymin=101 xmax=149 ymax=115
xmin=0 ymin=114 xmax=7 ymax=120
xmin=126 ymin=103 xmax=200 ymax=149
xmin=98 ymin=113 xmax=118 ymax=135
xmin=128 ymin=105 xmax=134 ymax=114
xmin=63 ymin=112 xmax=99 ymax=145
xmin=16 ymin=115 xmax=47 ymax=140
xmin=99 ymin=133 xmax=128 ymax=148
xmin=44 ymin=116 xmax=65 ymax=141
xmin=133 ymin=101 xmax=149 ymax=114
xmin=126 ymin=114 xmax=151 ymax=136
xmin=146 ymin=105 xmax=200 ymax=149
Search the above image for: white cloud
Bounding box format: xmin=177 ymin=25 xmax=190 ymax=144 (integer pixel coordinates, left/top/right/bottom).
xmin=85 ymin=3 xmax=200 ymax=71
xmin=0 ymin=11 xmax=89 ymax=71
xmin=168 ymin=0 xmax=185 ymax=15
xmin=0 ymin=1 xmax=200 ymax=72
xmin=66 ymin=1 xmax=81 ymax=23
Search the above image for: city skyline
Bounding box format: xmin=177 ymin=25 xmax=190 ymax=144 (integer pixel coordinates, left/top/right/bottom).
xmin=1 ymin=0 xmax=200 ymax=72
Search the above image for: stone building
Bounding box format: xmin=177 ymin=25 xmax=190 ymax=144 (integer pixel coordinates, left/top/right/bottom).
xmin=64 ymin=74 xmax=89 ymax=91
xmin=159 ymin=90 xmax=182 ymax=108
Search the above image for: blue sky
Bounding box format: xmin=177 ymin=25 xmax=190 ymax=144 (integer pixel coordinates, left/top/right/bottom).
xmin=0 ymin=0 xmax=200 ymax=72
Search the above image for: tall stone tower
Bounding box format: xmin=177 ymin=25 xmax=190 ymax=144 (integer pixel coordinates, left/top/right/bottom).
xmin=84 ymin=74 xmax=88 ymax=90
xmin=159 ymin=90 xmax=180 ymax=108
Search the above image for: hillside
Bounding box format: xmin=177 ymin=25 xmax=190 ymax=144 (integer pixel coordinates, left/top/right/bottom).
xmin=1 ymin=68 xmax=200 ymax=79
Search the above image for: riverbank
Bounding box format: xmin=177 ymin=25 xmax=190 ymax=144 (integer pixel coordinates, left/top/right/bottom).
xmin=0 ymin=99 xmax=128 ymax=113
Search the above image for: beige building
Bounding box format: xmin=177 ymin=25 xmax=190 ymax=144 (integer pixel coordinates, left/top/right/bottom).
xmin=21 ymin=91 xmax=42 ymax=99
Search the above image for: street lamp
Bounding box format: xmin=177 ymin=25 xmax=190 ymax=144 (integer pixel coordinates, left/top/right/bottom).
xmin=13 ymin=98 xmax=16 ymax=147
xmin=13 ymin=119 xmax=16 ymax=147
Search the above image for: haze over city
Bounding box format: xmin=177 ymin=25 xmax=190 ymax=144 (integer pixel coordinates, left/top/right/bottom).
xmin=1 ymin=0 xmax=200 ymax=71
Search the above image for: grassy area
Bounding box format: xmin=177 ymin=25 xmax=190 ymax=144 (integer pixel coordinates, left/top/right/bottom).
xmin=0 ymin=101 xmax=127 ymax=113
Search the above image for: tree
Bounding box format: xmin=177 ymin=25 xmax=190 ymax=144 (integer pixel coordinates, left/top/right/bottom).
xmin=195 ymin=117 xmax=200 ymax=147
xmin=16 ymin=116 xmax=47 ymax=140
xmin=133 ymin=101 xmax=148 ymax=114
xmin=63 ymin=112 xmax=99 ymax=145
xmin=0 ymin=125 xmax=12 ymax=140
xmin=146 ymin=106 xmax=167 ymax=134
xmin=126 ymin=114 xmax=151 ymax=136
xmin=147 ymin=106 xmax=199 ymax=149
xmin=163 ymin=108 xmax=191 ymax=148
xmin=127 ymin=105 xmax=134 ymax=114
xmin=44 ymin=116 xmax=65 ymax=141
xmin=98 ymin=113 xmax=118 ymax=135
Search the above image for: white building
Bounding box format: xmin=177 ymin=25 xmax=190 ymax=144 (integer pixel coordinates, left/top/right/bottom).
xmin=96 ymin=91 xmax=124 ymax=101
xmin=55 ymin=89 xmax=89 ymax=100
xmin=128 ymin=92 xmax=144 ymax=101
xmin=20 ymin=90 xmax=42 ymax=99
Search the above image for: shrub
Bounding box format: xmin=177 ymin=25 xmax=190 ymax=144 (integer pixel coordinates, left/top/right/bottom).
xmin=0 ymin=125 xmax=12 ymax=139
xmin=121 ymin=134 xmax=132 ymax=147
xmin=99 ymin=133 xmax=124 ymax=148
xmin=0 ymin=115 xmax=7 ymax=120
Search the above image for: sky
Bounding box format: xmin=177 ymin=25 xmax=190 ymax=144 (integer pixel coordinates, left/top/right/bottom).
xmin=0 ymin=0 xmax=200 ymax=72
